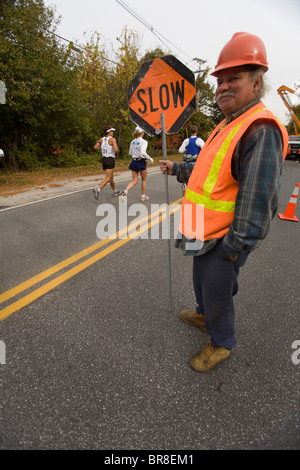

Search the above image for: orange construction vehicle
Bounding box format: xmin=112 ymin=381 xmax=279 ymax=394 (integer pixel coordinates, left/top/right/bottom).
xmin=277 ymin=85 xmax=300 ymax=135
xmin=277 ymin=85 xmax=300 ymax=159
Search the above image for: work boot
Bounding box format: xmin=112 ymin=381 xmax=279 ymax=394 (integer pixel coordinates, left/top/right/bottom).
xmin=190 ymin=342 xmax=230 ymax=372
xmin=180 ymin=309 xmax=208 ymax=334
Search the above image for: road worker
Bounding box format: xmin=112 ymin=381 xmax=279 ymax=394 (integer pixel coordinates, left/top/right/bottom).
xmin=160 ymin=32 xmax=288 ymax=372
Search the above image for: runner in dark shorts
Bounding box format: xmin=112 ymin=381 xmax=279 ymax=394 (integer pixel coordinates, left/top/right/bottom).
xmin=102 ymin=156 xmax=115 ymax=170
xmin=120 ymin=126 xmax=153 ymax=201
xmin=93 ymin=127 xmax=120 ymax=199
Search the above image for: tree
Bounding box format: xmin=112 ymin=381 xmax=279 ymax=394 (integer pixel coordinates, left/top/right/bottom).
xmin=0 ymin=0 xmax=88 ymax=169
xmin=79 ymin=32 xmax=116 ymax=137
xmin=109 ymin=27 xmax=140 ymax=154
xmin=0 ymin=2 xmax=224 ymax=170
xmin=139 ymin=47 xmax=168 ymax=65
xmin=171 ymin=67 xmax=220 ymax=149
xmin=79 ymin=27 xmax=141 ymax=157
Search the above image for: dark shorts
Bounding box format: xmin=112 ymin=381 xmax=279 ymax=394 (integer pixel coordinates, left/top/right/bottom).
xmin=102 ymin=157 xmax=115 ymax=170
xmin=129 ymin=159 xmax=147 ymax=172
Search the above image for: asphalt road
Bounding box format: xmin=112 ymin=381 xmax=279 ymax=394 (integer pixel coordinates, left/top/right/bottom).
xmin=0 ymin=161 xmax=299 ymax=451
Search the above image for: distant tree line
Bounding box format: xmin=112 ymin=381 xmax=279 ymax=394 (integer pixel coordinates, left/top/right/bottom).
xmin=0 ymin=0 xmax=223 ymax=171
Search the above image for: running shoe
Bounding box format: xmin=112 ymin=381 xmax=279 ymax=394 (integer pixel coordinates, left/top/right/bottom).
xmin=120 ymin=191 xmax=127 ymax=202
xmin=93 ymin=188 xmax=100 ymax=200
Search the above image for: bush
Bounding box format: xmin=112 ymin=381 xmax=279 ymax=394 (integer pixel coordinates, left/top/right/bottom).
xmin=44 ymin=146 xmax=99 ymax=168
xmin=16 ymin=143 xmax=43 ymax=171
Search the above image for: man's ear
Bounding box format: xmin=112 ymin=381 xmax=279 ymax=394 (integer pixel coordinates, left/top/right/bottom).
xmin=253 ymin=75 xmax=263 ymax=92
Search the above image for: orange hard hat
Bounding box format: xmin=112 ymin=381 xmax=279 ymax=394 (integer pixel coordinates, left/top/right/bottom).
xmin=211 ymin=32 xmax=268 ymax=76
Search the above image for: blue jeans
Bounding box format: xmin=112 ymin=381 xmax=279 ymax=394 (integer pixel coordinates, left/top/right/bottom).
xmin=193 ymin=240 xmax=249 ymax=350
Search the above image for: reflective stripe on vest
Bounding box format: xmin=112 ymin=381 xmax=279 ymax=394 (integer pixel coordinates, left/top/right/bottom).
xmin=184 ymin=107 xmax=266 ymax=213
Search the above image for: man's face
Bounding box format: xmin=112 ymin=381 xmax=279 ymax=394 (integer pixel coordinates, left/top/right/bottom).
xmin=215 ymin=67 xmax=262 ymax=120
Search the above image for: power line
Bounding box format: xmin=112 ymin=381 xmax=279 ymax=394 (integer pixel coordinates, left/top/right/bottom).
xmin=47 ymin=3 xmax=207 ymax=74
xmin=44 ymin=28 xmax=121 ymax=66
xmin=115 ymin=0 xmax=196 ymax=67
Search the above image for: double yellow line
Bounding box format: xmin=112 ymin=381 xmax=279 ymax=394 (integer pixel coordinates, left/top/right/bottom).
xmin=0 ymin=199 xmax=182 ymax=322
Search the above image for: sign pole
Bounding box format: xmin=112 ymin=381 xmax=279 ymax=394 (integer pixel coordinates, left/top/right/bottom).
xmin=160 ymin=113 xmax=173 ymax=311
xmin=127 ymin=55 xmax=196 ymax=312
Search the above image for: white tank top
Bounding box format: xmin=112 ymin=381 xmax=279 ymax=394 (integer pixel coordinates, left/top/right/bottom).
xmin=129 ymin=137 xmax=149 ymax=160
xmin=101 ymin=136 xmax=115 ymax=158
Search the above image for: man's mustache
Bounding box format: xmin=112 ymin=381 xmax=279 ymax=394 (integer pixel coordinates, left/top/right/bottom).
xmin=217 ymin=92 xmax=236 ymax=101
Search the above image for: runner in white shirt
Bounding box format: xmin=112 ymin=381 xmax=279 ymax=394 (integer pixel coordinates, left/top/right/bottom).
xmin=93 ymin=126 xmax=120 ymax=199
xmin=120 ymin=126 xmax=153 ymax=201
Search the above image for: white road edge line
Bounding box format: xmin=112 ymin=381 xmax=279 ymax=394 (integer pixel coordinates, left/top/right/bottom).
xmin=0 ymin=171 xmax=161 ymax=212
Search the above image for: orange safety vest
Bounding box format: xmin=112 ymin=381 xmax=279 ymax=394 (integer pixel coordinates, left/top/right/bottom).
xmin=179 ymin=101 xmax=289 ymax=241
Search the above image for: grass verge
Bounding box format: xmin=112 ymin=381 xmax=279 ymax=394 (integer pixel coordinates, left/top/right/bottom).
xmin=0 ymin=154 xmax=182 ymax=195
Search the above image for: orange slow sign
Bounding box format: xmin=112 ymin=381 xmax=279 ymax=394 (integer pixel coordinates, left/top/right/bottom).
xmin=127 ymin=55 xmax=196 ymax=136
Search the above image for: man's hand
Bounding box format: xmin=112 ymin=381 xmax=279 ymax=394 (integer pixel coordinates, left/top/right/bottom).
xmin=159 ymin=160 xmax=173 ymax=175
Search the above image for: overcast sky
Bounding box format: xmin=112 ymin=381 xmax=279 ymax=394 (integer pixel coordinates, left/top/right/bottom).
xmin=43 ymin=0 xmax=300 ymax=125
